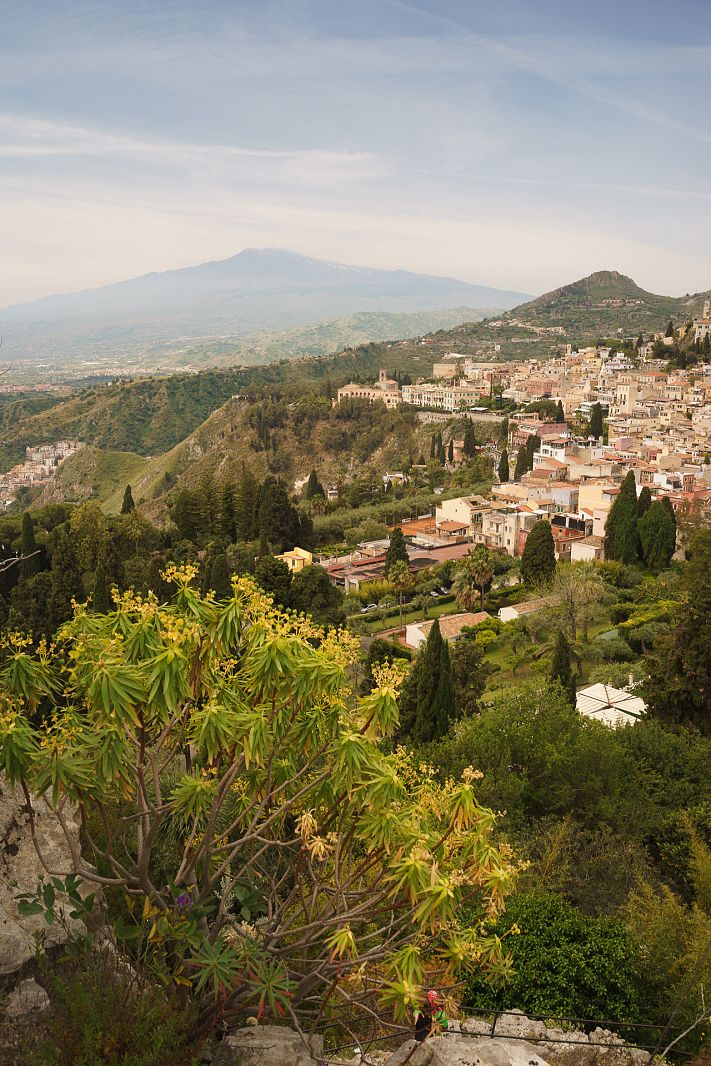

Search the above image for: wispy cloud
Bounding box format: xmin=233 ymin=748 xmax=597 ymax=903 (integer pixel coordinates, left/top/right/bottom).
xmin=0 ymin=114 xmax=383 ymax=183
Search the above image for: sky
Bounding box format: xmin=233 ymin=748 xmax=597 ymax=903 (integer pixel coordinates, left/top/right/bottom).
xmin=1 ymin=0 xmax=711 ymax=305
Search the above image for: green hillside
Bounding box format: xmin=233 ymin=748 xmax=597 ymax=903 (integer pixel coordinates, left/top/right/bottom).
xmin=449 ymin=270 xmax=711 ymax=358
xmin=144 ymin=306 xmax=495 ymax=369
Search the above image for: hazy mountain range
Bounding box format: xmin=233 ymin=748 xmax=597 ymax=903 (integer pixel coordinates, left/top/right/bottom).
xmin=0 ymin=248 xmax=529 ymax=363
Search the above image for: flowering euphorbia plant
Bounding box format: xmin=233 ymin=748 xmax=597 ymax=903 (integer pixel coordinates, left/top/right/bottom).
xmin=0 ymin=567 xmax=517 ymax=1036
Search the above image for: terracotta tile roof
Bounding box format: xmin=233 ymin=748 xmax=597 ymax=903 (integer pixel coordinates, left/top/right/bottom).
xmin=416 ymin=612 xmax=490 ymax=640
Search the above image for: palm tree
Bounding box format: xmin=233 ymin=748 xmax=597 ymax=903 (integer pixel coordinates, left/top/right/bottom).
xmin=453 ymin=545 xmax=495 ymax=612
xmin=388 ymin=560 xmax=412 ymax=633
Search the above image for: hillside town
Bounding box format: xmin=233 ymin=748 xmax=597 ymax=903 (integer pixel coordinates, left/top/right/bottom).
xmin=0 ymin=440 xmax=82 ymax=509
xmin=321 ymin=333 xmax=711 ymax=664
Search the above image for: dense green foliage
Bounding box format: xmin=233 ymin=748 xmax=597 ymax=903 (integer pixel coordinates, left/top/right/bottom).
xmin=465 ymin=893 xmax=638 ymax=1020
xmin=644 ymin=528 xmax=711 ymax=733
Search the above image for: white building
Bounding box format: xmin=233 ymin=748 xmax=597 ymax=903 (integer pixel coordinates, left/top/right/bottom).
xmin=576 ymin=683 xmax=646 ymax=728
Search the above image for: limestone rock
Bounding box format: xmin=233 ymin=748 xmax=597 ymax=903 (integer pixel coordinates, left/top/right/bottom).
xmin=2 ymin=977 xmax=49 ymax=1017
xmin=0 ymin=776 xmax=81 ymax=980
xmin=384 ymin=1036 xmax=551 ymax=1066
xmin=457 ymin=1011 xmax=647 ymax=1066
xmin=213 ymin=1025 xmax=325 ymax=1066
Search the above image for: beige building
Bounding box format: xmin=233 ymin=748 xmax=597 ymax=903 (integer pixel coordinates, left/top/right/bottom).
xmin=275 ymin=547 xmax=313 ymax=573
xmin=336 ymin=369 xmax=401 ymax=409
xmin=435 ymin=495 xmax=491 ymax=535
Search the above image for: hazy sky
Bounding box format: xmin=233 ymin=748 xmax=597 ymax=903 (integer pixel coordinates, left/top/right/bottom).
xmin=2 ymin=0 xmax=711 ymax=305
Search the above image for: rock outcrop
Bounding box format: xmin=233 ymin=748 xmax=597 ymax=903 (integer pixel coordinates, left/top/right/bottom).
xmin=459 ymin=1011 xmax=649 ymax=1066
xmin=383 ymin=1035 xmax=551 ymax=1066
xmin=214 ymin=1025 xmax=325 ymax=1066
xmin=0 ymin=776 xmax=81 ymax=1011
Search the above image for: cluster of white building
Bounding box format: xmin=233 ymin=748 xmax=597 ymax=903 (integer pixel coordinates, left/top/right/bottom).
xmin=0 ymin=440 xmax=83 ymax=509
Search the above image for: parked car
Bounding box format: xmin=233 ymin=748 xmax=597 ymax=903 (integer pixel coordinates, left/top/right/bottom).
xmin=429 ymin=590 xmax=440 ymax=598
xmin=360 ymin=603 xmax=378 ymax=613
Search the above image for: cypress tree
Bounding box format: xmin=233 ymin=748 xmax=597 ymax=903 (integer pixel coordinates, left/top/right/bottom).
xmin=20 ymin=512 xmax=39 ymax=578
xmin=48 ymin=531 xmax=83 ymax=630
xmin=636 ymin=485 xmax=652 ymax=518
xmin=430 ymin=434 xmax=437 ymax=459
xmin=498 ymin=449 xmax=510 ymax=483
xmin=525 ymin=434 xmax=540 ymax=469
xmin=514 ymin=445 xmax=528 ymax=480
xmin=703 ymin=334 xmax=711 ymax=357
xmin=146 ymin=556 xmax=171 ymax=602
xmin=447 ymin=438 xmax=454 ymax=463
xmin=303 ymin=469 xmax=325 ymax=499
xmin=555 ymin=399 xmax=564 ymax=422
xmin=644 ymin=528 xmax=711 ymax=733
xmin=665 ymin=320 xmax=675 ymax=338
xmin=209 ymin=552 xmax=232 ymax=599
xmin=385 ymin=527 xmax=409 ymax=576
xmin=639 ymin=500 xmax=677 ymax=572
xmin=92 ymin=556 xmax=112 ymax=613
xmin=589 ymin=403 xmax=604 ymax=440
xmin=412 ymin=620 xmax=455 ymax=744
xmin=520 ymin=520 xmax=556 ymax=585
xmin=463 ymin=421 xmax=477 ymax=458
xmin=121 ymin=485 xmax=136 ymax=514
xmin=550 ymin=630 xmax=576 ymax=706
xmin=255 ymin=477 xmax=301 ymax=551
xmin=604 ymin=471 xmax=638 ymax=564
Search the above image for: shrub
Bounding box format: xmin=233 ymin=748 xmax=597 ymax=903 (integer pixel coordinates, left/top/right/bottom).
xmin=36 ymin=948 xmax=202 ymax=1066
xmin=465 ymin=892 xmax=638 ymax=1020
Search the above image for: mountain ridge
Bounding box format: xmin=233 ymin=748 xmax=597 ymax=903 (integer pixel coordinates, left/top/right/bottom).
xmin=0 ymin=248 xmax=530 ymax=364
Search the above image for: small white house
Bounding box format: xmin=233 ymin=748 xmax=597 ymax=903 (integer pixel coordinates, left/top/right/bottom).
xmin=498 ymin=596 xmax=555 ymax=623
xmin=576 ymin=683 xmax=646 ymax=728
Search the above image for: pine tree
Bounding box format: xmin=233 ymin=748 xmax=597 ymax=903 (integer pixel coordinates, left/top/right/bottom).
xmin=235 ymin=468 xmax=259 ymax=541
xmin=550 ymin=630 xmax=576 ymax=706
xmin=447 ymin=438 xmax=454 ymax=463
xmin=639 ymin=500 xmax=677 ymax=572
xmin=604 ymin=471 xmax=638 ymax=564
xmin=555 ymin=400 xmax=564 ymax=422
xmin=589 ymin=403 xmax=604 ymax=440
xmin=19 ymin=512 xmax=39 ymax=578
xmin=172 ymin=489 xmax=202 ymax=541
xmin=385 ymin=527 xmax=409 ymax=576
xmin=520 ymin=520 xmax=556 ymax=586
xmin=498 ymin=449 xmax=510 ymax=483
xmin=217 ymin=483 xmax=236 ymax=542
xmin=636 ymin=485 xmax=652 ymax=518
xmin=121 ymin=485 xmax=136 ymax=514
